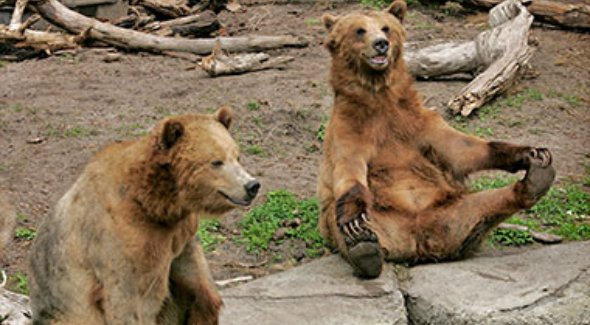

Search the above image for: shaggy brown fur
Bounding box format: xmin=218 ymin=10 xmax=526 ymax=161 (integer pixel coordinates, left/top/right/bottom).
xmin=29 ymin=107 xmax=260 ymax=324
xmin=318 ymin=0 xmax=555 ymax=278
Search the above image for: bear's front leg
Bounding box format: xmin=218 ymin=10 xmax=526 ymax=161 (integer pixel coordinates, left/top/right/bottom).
xmin=336 ymin=182 xmax=383 ymax=279
xmin=165 ymin=239 xmax=222 ymax=325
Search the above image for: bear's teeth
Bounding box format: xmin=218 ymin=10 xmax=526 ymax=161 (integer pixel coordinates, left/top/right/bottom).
xmin=371 ymin=56 xmax=387 ymax=64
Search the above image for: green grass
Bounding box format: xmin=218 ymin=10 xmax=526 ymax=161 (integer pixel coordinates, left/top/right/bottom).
xmin=246 ymin=101 xmax=260 ymax=112
xmin=564 ymin=94 xmax=581 ymax=107
xmin=10 ymin=272 xmax=28 ymax=295
xmin=305 ymin=18 xmax=320 ymax=26
xmin=472 ymin=176 xmax=590 ymax=245
xmin=238 ymin=190 xmax=326 ymax=256
xmin=490 ymin=228 xmax=534 ymax=246
xmin=245 ymin=144 xmax=266 ymax=156
xmin=116 ymin=123 xmax=148 ymax=137
xmin=12 ymin=103 xmax=23 ymax=113
xmin=316 ymin=116 xmax=329 ymax=142
xmin=64 ymin=125 xmax=98 ymax=138
xmin=14 ymin=227 xmax=36 ymax=241
xmin=197 ymin=220 xmax=225 ymax=252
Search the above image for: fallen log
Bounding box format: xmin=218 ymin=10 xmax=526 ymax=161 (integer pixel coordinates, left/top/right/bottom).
xmin=0 ymin=23 xmax=81 ymax=52
xmin=140 ymin=0 xmax=190 ymax=18
xmin=466 ymin=0 xmax=590 ymax=30
xmin=31 ymin=0 xmax=308 ymax=54
xmin=0 ymin=288 xmax=31 ymax=325
xmin=449 ymin=0 xmax=534 ymax=116
xmin=200 ymin=45 xmax=294 ymax=76
xmin=143 ymin=10 xmax=219 ymax=37
xmin=8 ymin=0 xmax=27 ymax=30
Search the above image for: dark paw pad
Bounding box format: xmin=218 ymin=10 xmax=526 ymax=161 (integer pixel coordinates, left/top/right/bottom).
xmin=348 ymin=241 xmax=383 ymax=279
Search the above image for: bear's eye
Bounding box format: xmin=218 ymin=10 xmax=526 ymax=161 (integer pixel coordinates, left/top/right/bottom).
xmin=382 ymin=26 xmax=390 ymax=34
xmin=356 ymin=28 xmax=366 ymax=37
xmin=211 ymin=160 xmax=224 ymax=168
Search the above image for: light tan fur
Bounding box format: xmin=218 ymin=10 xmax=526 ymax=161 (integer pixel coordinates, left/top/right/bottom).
xmin=30 ymin=108 xmax=258 ymax=324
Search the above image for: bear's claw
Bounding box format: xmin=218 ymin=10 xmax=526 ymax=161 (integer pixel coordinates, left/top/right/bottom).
xmin=341 ymin=213 xmax=378 ymax=246
xmin=528 ymin=147 xmax=552 ymax=167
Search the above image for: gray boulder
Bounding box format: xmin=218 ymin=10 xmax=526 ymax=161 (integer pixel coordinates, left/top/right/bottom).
xmin=404 ymin=241 xmax=590 ymax=325
xmin=221 ymin=255 xmax=408 ymax=325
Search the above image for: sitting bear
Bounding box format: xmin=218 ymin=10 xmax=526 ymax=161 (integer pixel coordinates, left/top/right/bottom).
xmin=317 ymin=0 xmax=555 ymax=278
xmin=30 ymin=107 xmax=260 ymax=324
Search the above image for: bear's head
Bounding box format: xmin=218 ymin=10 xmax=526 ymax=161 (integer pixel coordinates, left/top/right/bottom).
xmin=322 ymin=0 xmax=407 ymax=89
xmin=145 ymin=107 xmax=260 ymax=218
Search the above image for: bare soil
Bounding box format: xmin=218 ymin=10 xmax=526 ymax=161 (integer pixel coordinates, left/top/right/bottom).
xmin=1 ymin=1 xmax=589 ymax=287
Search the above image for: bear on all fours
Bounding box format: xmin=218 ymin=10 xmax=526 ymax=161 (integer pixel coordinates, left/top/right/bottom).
xmin=317 ymin=0 xmax=555 ymax=278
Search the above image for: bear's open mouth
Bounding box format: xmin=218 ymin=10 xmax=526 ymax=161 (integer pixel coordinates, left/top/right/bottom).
xmin=218 ymin=191 xmax=252 ymax=206
xmin=369 ymin=55 xmax=388 ymax=66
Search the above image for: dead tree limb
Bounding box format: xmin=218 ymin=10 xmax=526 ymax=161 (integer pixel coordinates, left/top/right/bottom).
xmin=31 ymin=0 xmax=308 ymax=54
xmin=0 ymin=288 xmax=31 ymax=325
xmin=466 ymin=0 xmax=590 ymax=30
xmin=8 ymin=0 xmax=28 ymax=30
xmin=200 ymin=45 xmax=294 ymax=76
xmin=448 ymin=0 xmax=534 ymax=116
xmin=404 ymin=0 xmax=535 ymax=116
xmin=143 ymin=10 xmax=219 ymax=37
xmin=0 ymin=24 xmax=81 ymax=52
xmin=140 ymin=0 xmax=190 ymax=18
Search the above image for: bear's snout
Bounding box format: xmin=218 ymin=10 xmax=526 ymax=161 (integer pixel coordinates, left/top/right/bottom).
xmin=373 ymin=38 xmax=389 ymax=55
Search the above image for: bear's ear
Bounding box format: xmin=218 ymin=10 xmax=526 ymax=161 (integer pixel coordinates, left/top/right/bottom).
xmin=215 ymin=106 xmax=233 ymax=129
xmin=322 ymin=14 xmax=339 ymax=31
xmin=386 ymin=0 xmax=407 ymax=23
xmin=160 ymin=119 xmax=184 ymax=150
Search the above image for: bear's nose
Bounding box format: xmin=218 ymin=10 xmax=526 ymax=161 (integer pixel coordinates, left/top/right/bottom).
xmin=373 ymin=38 xmax=389 ymax=54
xmin=244 ymin=180 xmax=261 ymax=199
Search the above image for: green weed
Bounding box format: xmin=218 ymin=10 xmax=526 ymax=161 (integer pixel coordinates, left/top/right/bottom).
xmin=564 ymin=94 xmax=581 ymax=107
xmin=490 ymin=228 xmax=533 ymax=246
xmin=12 ymin=103 xmax=23 ymax=113
xmin=116 ymin=123 xmax=147 ymax=137
xmin=316 ymin=115 xmax=329 ymax=142
xmin=11 ymin=272 xmax=28 ymax=295
xmin=245 ymin=144 xmax=266 ymax=156
xmin=246 ymin=101 xmax=260 ymax=112
xmin=64 ymin=125 xmax=98 ymax=138
xmin=14 ymin=227 xmax=36 ymax=241
xmin=238 ymin=190 xmax=326 ymax=256
xmin=305 ymin=18 xmax=320 ymax=26
xmin=197 ymin=220 xmax=225 ymax=252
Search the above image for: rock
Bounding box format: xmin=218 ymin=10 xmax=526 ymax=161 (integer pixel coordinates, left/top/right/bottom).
xmin=404 ymin=241 xmax=590 ymax=325
xmin=221 ymin=255 xmax=408 ymax=325
xmin=0 ymin=288 xmax=31 ymax=325
xmin=272 ymin=227 xmax=287 ymax=241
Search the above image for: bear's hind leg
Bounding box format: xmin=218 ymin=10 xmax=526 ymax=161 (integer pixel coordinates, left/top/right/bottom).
xmin=417 ymin=157 xmax=555 ymax=261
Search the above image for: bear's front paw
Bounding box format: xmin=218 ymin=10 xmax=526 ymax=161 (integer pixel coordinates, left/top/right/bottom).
xmin=335 ymin=184 xmax=377 ymax=246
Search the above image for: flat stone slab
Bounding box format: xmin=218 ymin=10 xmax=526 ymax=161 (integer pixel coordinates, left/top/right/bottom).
xmin=220 ymin=255 xmax=407 ymax=325
xmin=404 ymin=241 xmax=590 ymax=325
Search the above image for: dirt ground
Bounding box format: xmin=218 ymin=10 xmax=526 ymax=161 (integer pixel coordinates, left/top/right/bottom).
xmin=1 ymin=1 xmax=589 ymax=287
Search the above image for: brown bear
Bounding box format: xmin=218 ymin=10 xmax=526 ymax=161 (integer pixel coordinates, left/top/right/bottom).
xmin=29 ymin=107 xmax=260 ymax=324
xmin=318 ymin=0 xmax=555 ymax=279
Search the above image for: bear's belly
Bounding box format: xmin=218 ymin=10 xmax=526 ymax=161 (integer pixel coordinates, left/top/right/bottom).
xmin=369 ymin=167 xmax=452 ymax=213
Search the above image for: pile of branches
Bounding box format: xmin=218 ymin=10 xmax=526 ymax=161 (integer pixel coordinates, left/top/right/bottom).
xmin=0 ymin=0 xmax=307 ymax=71
xmin=0 ymin=0 xmax=558 ymax=115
